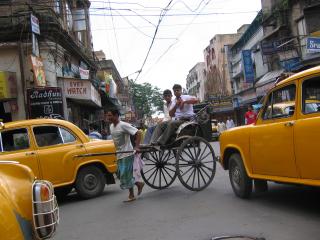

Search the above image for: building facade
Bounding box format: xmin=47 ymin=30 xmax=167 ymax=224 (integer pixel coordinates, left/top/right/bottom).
xmin=186 ymin=62 xmax=206 ymax=101
xmin=0 ymin=0 xmax=101 ymax=130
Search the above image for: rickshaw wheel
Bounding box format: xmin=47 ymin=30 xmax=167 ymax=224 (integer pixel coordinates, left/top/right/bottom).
xmin=176 ymin=136 xmax=216 ymax=191
xmin=141 ymin=149 xmax=177 ymax=189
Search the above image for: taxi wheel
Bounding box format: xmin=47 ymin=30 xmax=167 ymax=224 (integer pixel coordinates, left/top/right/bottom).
xmin=75 ymin=166 xmax=106 ymax=199
xmin=228 ymin=153 xmax=252 ymax=199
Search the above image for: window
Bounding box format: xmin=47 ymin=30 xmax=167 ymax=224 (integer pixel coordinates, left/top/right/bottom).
xmin=33 ymin=126 xmax=63 ymax=147
xmin=302 ymin=77 xmax=320 ymax=114
xmin=1 ymin=128 xmax=30 ymax=152
xmin=59 ymin=127 xmax=76 ymax=143
xmin=262 ymin=85 xmax=296 ymax=120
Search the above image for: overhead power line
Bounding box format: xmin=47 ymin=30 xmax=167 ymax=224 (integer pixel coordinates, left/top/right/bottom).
xmin=134 ymin=0 xmax=175 ymax=82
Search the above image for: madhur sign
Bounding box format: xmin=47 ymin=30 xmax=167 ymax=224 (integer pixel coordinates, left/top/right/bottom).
xmin=27 ymin=87 xmax=64 ymax=119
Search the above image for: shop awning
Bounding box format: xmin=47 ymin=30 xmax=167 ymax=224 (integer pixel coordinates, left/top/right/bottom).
xmin=255 ymin=69 xmax=284 ymax=87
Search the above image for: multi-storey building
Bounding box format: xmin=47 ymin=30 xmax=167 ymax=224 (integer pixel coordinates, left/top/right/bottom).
xmin=186 ymin=62 xmax=206 ymax=101
xmin=0 ymin=0 xmax=101 ymax=130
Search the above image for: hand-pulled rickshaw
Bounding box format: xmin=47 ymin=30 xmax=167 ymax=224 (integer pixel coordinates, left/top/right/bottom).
xmin=79 ymin=103 xmax=216 ymax=192
xmin=139 ymin=103 xmax=216 ymax=191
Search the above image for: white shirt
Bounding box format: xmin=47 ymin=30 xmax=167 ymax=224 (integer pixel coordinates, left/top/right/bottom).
xmin=163 ymin=101 xmax=172 ymax=121
xmin=217 ymin=122 xmax=227 ymax=133
xmin=226 ymin=119 xmax=235 ymax=129
xmin=110 ymin=121 xmax=138 ymax=160
xmin=170 ymin=95 xmax=195 ymax=119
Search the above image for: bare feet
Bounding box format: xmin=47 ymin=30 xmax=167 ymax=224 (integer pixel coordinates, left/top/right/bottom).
xmin=136 ymin=182 xmax=145 ymax=195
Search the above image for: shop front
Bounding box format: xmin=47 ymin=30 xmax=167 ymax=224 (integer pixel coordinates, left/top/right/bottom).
xmin=0 ymin=71 xmax=18 ymax=122
xmin=62 ymin=78 xmax=102 ymax=131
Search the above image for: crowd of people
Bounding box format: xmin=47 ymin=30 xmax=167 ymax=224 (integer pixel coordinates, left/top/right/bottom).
xmin=81 ymin=84 xmax=259 ymax=202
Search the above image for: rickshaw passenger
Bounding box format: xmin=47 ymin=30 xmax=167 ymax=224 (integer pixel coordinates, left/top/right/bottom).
xmin=151 ymin=84 xmax=199 ymax=146
xmin=147 ymin=89 xmax=173 ymax=144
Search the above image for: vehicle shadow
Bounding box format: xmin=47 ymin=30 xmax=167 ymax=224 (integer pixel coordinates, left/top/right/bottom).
xmin=252 ymin=183 xmax=320 ymax=215
xmin=57 ymin=188 xmax=120 ymax=206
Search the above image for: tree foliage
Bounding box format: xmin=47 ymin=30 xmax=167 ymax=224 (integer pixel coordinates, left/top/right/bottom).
xmin=129 ymin=80 xmax=163 ymax=118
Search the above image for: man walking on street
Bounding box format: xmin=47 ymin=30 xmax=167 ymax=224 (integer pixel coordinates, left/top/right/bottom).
xmin=106 ymin=109 xmax=144 ymax=202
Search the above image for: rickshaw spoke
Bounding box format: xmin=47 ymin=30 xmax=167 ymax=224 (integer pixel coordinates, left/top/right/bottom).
xmin=143 ymin=155 xmax=157 ymax=164
xmin=163 ymin=167 xmax=174 ymax=179
xmin=186 ymin=147 xmax=196 ymax=161
xmin=201 ymin=165 xmax=214 ymax=172
xmin=198 ymin=145 xmax=208 ymax=161
xmin=198 ymin=167 xmax=207 ymax=184
xmin=179 ymin=149 xmax=193 ymax=161
xmin=191 ymin=168 xmax=196 ymax=187
xmin=152 ymin=168 xmax=159 ymax=185
xmin=199 ymin=165 xmax=211 ymax=179
xmin=159 ymin=168 xmax=162 ymax=188
xmin=181 ymin=166 xmax=194 ymax=177
xmin=201 ymin=160 xmax=214 ymax=164
xmin=144 ymin=166 xmax=157 ymax=174
xmin=164 ymin=166 xmax=176 ymax=173
xmin=197 ymin=168 xmax=200 ymax=188
xmin=185 ymin=167 xmax=196 ymax=184
xmin=147 ymin=168 xmax=158 ymax=181
xmin=199 ymin=152 xmax=212 ymax=162
xmin=161 ymin=168 xmax=169 ymax=186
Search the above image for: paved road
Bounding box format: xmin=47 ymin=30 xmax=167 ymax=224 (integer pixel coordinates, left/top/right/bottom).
xmin=54 ymin=142 xmax=320 ymax=240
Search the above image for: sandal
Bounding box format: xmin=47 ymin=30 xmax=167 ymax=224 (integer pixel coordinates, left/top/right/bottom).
xmin=123 ymin=197 xmax=136 ymax=203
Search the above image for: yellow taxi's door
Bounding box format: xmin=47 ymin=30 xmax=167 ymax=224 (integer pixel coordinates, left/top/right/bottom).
xmin=294 ymin=76 xmax=320 ymax=180
xmin=0 ymin=127 xmax=41 ymax=177
xmin=32 ymin=125 xmax=87 ymax=186
xmin=250 ymin=83 xmax=299 ymax=178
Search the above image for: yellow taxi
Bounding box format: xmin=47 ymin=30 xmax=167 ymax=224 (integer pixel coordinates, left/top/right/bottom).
xmin=0 ymin=119 xmax=117 ymax=199
xmin=0 ymin=161 xmax=59 ymax=239
xmin=219 ymin=65 xmax=320 ymax=198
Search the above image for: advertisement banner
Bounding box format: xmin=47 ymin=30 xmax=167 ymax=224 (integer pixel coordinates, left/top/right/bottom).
xmin=0 ymin=71 xmax=17 ymax=99
xmin=241 ymin=50 xmax=255 ymax=83
xmin=30 ymin=55 xmax=46 ymax=86
xmin=79 ymin=67 xmax=89 ymax=80
xmin=27 ymin=87 xmax=64 ymax=119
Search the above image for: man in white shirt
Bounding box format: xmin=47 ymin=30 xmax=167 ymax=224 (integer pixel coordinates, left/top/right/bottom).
xmin=217 ymin=119 xmax=227 ymax=134
xmin=226 ymin=116 xmax=235 ymax=129
xmin=152 ymin=84 xmax=198 ymax=146
xmin=106 ymin=109 xmax=143 ymax=202
xmin=149 ymin=89 xmax=173 ymax=144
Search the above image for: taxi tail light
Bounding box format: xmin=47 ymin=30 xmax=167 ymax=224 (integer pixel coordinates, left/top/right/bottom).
xmin=32 ymin=180 xmax=59 ymax=239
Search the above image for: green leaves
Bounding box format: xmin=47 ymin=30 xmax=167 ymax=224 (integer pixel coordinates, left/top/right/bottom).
xmin=129 ymin=80 xmax=163 ymax=118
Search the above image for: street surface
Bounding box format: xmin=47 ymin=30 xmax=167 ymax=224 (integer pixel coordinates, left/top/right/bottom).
xmin=54 ymin=142 xmax=320 ymax=240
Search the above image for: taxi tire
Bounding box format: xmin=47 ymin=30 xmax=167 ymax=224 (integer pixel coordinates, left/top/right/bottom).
xmin=75 ymin=166 xmax=106 ymax=199
xmin=228 ymin=153 xmax=252 ymax=199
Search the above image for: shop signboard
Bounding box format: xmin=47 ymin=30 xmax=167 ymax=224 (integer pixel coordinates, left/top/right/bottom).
xmin=30 ymin=55 xmax=46 ymax=86
xmin=79 ymin=67 xmax=89 ymax=80
xmin=306 ymin=37 xmax=320 ymax=53
xmin=0 ymin=71 xmax=17 ymax=99
xmin=280 ymin=57 xmax=302 ymax=71
xmin=241 ymin=50 xmax=254 ymax=83
xmin=30 ymin=14 xmax=40 ymax=35
xmin=64 ymin=79 xmax=101 ymax=107
xmin=27 ymin=87 xmax=64 ymax=119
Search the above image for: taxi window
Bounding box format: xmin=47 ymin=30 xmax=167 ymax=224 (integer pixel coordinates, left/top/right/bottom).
xmin=262 ymin=84 xmax=296 ymax=120
xmin=0 ymin=128 xmax=30 ymax=152
xmin=33 ymin=126 xmax=63 ymax=147
xmin=59 ymin=127 xmax=76 ymax=143
xmin=302 ymin=77 xmax=320 ymax=114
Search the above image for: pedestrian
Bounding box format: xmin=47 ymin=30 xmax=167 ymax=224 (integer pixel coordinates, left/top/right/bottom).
xmin=106 ymin=109 xmax=144 ymax=202
xmin=217 ymin=119 xmax=227 ymax=134
xmin=88 ymin=124 xmax=102 ymax=139
xmin=245 ymin=105 xmax=257 ymax=125
xmin=226 ymin=116 xmax=235 ymax=129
